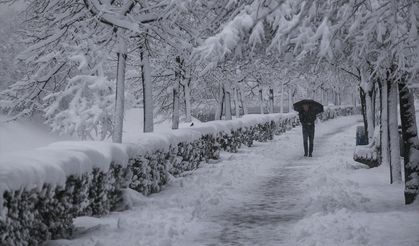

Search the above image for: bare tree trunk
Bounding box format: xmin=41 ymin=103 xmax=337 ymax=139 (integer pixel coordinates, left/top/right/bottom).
xmin=172 ymin=57 xmax=182 ymax=129
xmin=178 ymin=59 xmax=191 ymax=123
xmin=324 ymin=90 xmax=329 ymax=105
xmin=280 ymin=82 xmax=284 ymax=113
xmin=141 ymin=44 xmax=153 ymax=133
xmin=326 ymin=89 xmax=329 ymax=105
xmin=234 ymin=87 xmax=240 ymax=118
xmin=338 ymin=92 xmax=341 ymax=105
xmin=360 ymin=87 xmax=368 ymax=141
xmin=333 ymin=91 xmax=336 ymax=105
xmin=259 ymin=88 xmax=264 ymax=114
xmin=388 ymin=80 xmax=401 ymax=183
xmin=375 ymin=83 xmax=382 ymax=163
xmin=269 ymin=88 xmax=274 ymax=113
xmin=374 ymin=86 xmax=381 ymax=128
xmin=239 ymin=88 xmax=248 ymax=115
xmin=353 ymin=91 xmax=357 ymax=107
xmin=373 ymin=88 xmax=378 ymax=126
xmin=288 ymin=88 xmax=293 ymax=113
xmin=172 ymin=85 xmax=180 ymax=129
xmin=215 ymin=85 xmax=224 ymax=120
xmin=112 ymin=35 xmax=127 ymax=143
xmin=336 ymin=91 xmax=339 ymax=105
xmin=327 ymin=89 xmax=330 ymax=104
xmin=399 ymin=78 xmax=419 ymax=204
xmin=222 ymin=88 xmax=226 ymax=117
xmin=334 ymin=91 xmax=337 ymax=105
xmin=184 ymin=77 xmax=192 ymax=123
xmin=224 ymin=85 xmax=232 ymax=120
xmin=381 ymin=80 xmax=390 ymax=168
xmin=365 ymin=89 xmax=375 ymax=143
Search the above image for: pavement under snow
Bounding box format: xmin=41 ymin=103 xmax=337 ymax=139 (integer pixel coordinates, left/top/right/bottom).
xmin=46 ymin=115 xmax=419 ymax=246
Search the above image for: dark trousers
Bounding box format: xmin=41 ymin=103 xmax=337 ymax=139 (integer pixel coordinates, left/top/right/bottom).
xmin=302 ymin=124 xmax=315 ymax=155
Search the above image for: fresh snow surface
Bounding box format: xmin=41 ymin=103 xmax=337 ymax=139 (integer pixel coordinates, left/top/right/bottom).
xmin=122 ymin=108 xmax=202 ymax=143
xmin=46 ymin=115 xmax=419 ymax=246
xmin=0 ymin=114 xmax=75 ymax=154
xmin=0 ymin=141 xmax=132 ymax=196
xmin=0 ymin=109 xmax=201 ymax=154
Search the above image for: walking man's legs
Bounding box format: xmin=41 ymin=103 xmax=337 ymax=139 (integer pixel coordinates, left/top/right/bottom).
xmin=302 ymin=126 xmax=309 ymax=156
xmin=308 ymin=126 xmax=315 ymax=156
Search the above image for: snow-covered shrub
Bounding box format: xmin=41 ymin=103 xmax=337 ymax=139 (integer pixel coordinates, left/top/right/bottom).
xmin=0 ymin=106 xmax=357 ymax=245
xmin=2 ymin=188 xmax=43 ymax=245
xmin=108 ymin=164 xmax=133 ymax=211
xmin=217 ymin=131 xmax=241 ymax=152
xmin=201 ymin=134 xmax=221 ymax=160
xmin=234 ymin=128 xmax=251 ymax=147
xmin=318 ymin=105 xmax=360 ymax=121
xmin=0 ymin=162 xmax=131 ymax=245
xmin=129 ymin=151 xmax=169 ymax=195
xmin=172 ymin=140 xmax=205 ymax=174
xmin=259 ymin=121 xmax=275 ymax=141
xmin=1 ymin=184 xmax=74 ymax=244
xmin=85 ymin=168 xmax=111 ymax=216
xmin=353 ymin=145 xmax=379 ymax=168
xmin=66 ymin=174 xmax=90 ymax=216
xmin=129 ymin=157 xmax=152 ymax=195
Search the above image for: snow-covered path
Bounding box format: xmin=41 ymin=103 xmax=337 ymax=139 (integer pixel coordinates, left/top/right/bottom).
xmin=47 ymin=115 xmax=419 ymax=246
xmin=177 ymin=116 xmax=364 ymax=246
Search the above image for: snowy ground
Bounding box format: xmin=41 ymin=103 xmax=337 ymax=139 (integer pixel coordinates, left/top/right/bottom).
xmin=0 ymin=114 xmax=75 ymax=154
xmin=0 ymin=108 xmax=201 ymax=154
xmin=122 ymin=108 xmax=201 ymax=143
xmin=46 ymin=115 xmax=419 ymax=246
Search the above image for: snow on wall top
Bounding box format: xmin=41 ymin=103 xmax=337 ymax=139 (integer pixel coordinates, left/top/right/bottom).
xmin=126 ymin=112 xmax=299 ymax=153
xmin=0 ymin=142 xmax=132 ymax=193
xmin=0 ymin=111 xmax=302 ymax=197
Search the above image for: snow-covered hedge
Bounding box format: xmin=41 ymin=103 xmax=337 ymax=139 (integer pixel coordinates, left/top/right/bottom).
xmin=318 ymin=105 xmax=358 ymax=121
xmin=0 ymin=106 xmax=358 ymax=245
xmin=353 ymin=144 xmax=379 ymax=167
xmin=353 ymin=124 xmax=380 ymax=168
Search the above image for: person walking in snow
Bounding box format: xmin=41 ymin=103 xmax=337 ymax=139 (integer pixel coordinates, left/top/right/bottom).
xmin=299 ymin=104 xmax=317 ymax=157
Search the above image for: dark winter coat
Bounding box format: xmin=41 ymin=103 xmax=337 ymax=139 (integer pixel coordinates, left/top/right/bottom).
xmin=298 ymin=111 xmax=316 ymax=126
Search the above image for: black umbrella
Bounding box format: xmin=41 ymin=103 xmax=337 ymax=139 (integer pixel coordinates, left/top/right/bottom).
xmin=293 ymin=99 xmax=324 ymax=115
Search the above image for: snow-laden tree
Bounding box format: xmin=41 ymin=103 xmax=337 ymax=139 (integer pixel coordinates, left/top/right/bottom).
xmin=0 ymin=0 xmax=198 ymax=138
xmin=131 ymin=0 xmax=253 ymax=125
xmin=0 ymin=1 xmax=89 ymax=119
xmin=0 ymin=7 xmax=23 ymax=92
xmin=193 ymin=0 xmax=419 ymax=204
xmin=0 ymin=0 xmax=130 ymax=141
xmin=44 ymin=40 xmax=114 ymax=140
xmin=82 ymin=0 xmax=237 ymax=132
